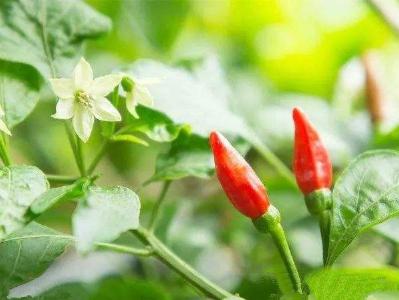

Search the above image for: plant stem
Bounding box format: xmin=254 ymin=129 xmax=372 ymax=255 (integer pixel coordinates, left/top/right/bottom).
xmin=64 ymin=122 xmax=86 ymax=176
xmin=251 ymin=141 xmax=297 ymax=189
xmin=148 ymin=181 xmax=171 ymax=232
xmin=133 ymin=227 xmax=237 ymax=299
xmin=0 ymin=134 xmax=11 ymax=166
xmin=75 ymin=138 xmax=86 ymax=176
xmin=269 ymin=223 xmax=303 ymax=294
xmin=319 ymin=210 xmax=330 ymax=265
xmin=96 ymin=241 xmax=153 ymax=257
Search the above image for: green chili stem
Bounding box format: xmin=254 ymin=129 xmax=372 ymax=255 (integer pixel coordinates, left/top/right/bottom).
xmin=304 ymin=189 xmax=332 ymax=266
xmin=319 ymin=210 xmax=330 ymax=265
xmin=269 ymin=223 xmax=303 ymax=294
xmin=148 ymin=181 xmax=171 ymax=232
xmin=132 ymin=227 xmax=236 ymax=299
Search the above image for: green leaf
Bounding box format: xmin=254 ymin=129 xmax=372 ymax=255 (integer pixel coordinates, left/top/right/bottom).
xmin=306 ymin=268 xmax=399 ymax=300
xmin=235 ymin=275 xmax=281 ymax=300
xmin=90 ymin=277 xmax=172 ymax=300
xmin=128 ymin=0 xmax=189 ymax=51
xmin=30 ymin=179 xmax=87 ymax=215
xmin=0 ymin=166 xmax=48 ymax=239
xmin=148 ymin=130 xmax=214 ymax=183
xmin=0 ymin=0 xmax=111 ymax=78
xmin=0 ymin=222 xmax=70 ymax=297
xmin=327 ymin=150 xmax=399 ymax=265
xmin=0 ymin=61 xmax=41 ymax=128
xmin=26 ymin=282 xmax=90 ymax=300
xmin=72 ymin=186 xmax=140 ymax=253
xmin=124 ymin=105 xmax=186 ymax=143
xmin=110 ymin=134 xmax=149 ymax=147
xmin=16 ymin=277 xmax=171 ymax=300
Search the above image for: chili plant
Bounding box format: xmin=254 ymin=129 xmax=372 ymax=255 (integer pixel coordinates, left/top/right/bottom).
xmin=2 ymin=1 xmax=399 ymax=300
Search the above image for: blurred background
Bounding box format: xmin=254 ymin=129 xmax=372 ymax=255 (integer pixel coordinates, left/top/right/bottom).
xmin=9 ymin=0 xmax=399 ymax=299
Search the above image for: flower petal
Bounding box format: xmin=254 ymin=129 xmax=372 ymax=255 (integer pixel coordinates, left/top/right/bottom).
xmin=125 ymin=91 xmax=139 ymax=118
xmin=90 ymin=74 xmax=122 ymax=98
xmin=72 ymin=105 xmax=94 ymax=142
xmin=134 ymin=85 xmax=154 ymax=107
xmin=49 ymin=78 xmax=74 ymax=99
xmin=52 ymin=98 xmax=75 ymax=119
xmin=0 ymin=119 xmax=11 ymax=136
xmin=91 ymin=97 xmax=121 ymax=122
xmin=73 ymin=57 xmax=93 ymax=91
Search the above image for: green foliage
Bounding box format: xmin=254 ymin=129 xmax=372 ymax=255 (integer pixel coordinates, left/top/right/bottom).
xmin=72 ymin=186 xmax=140 ymax=253
xmin=306 ymin=268 xmax=399 ymax=300
xmin=90 ymin=277 xmax=171 ymax=300
xmin=123 ymin=105 xmax=186 ymax=143
xmin=0 ymin=222 xmax=70 ymax=298
xmin=149 ymin=130 xmax=214 ymax=182
xmin=0 ymin=166 xmax=48 ymax=240
xmin=1 ymin=0 xmax=399 ymax=298
xmin=327 ymin=150 xmax=399 ymax=265
xmin=25 ymin=283 xmax=90 ymax=300
xmin=0 ymin=0 xmax=111 ymax=78
xmin=30 ymin=179 xmax=88 ymax=215
xmin=235 ymin=275 xmax=282 ymax=300
xmin=15 ymin=277 xmax=171 ymax=300
xmin=0 ymin=61 xmax=41 ymax=128
xmin=110 ymin=134 xmax=149 ymax=147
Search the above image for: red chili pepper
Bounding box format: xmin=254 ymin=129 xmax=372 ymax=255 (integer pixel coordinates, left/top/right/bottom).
xmin=292 ymin=107 xmax=332 ymax=195
xmin=209 ymin=131 xmax=270 ymax=219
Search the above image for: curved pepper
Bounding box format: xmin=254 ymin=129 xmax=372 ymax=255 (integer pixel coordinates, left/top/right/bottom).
xmin=209 ymin=131 xmax=270 ymax=218
xmin=292 ymin=107 xmax=332 ymax=195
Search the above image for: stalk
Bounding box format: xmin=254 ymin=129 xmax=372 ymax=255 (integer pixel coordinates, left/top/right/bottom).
xmin=269 ymin=223 xmax=303 ymax=294
xmin=253 ymin=206 xmax=303 ymax=294
xmin=148 ymin=181 xmax=171 ymax=232
xmin=133 ymin=227 xmax=237 ymax=299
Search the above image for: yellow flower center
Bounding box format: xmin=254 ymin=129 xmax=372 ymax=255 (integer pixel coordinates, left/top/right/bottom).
xmin=75 ymin=90 xmax=92 ymax=108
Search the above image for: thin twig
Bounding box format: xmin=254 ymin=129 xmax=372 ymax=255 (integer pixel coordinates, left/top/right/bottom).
xmin=148 ymin=181 xmax=171 ymax=232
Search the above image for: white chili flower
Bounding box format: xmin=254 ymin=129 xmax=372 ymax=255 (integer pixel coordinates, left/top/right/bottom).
xmin=0 ymin=105 xmax=11 ymax=136
xmin=124 ymin=76 xmax=158 ymax=118
xmin=49 ymin=58 xmax=122 ymax=142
